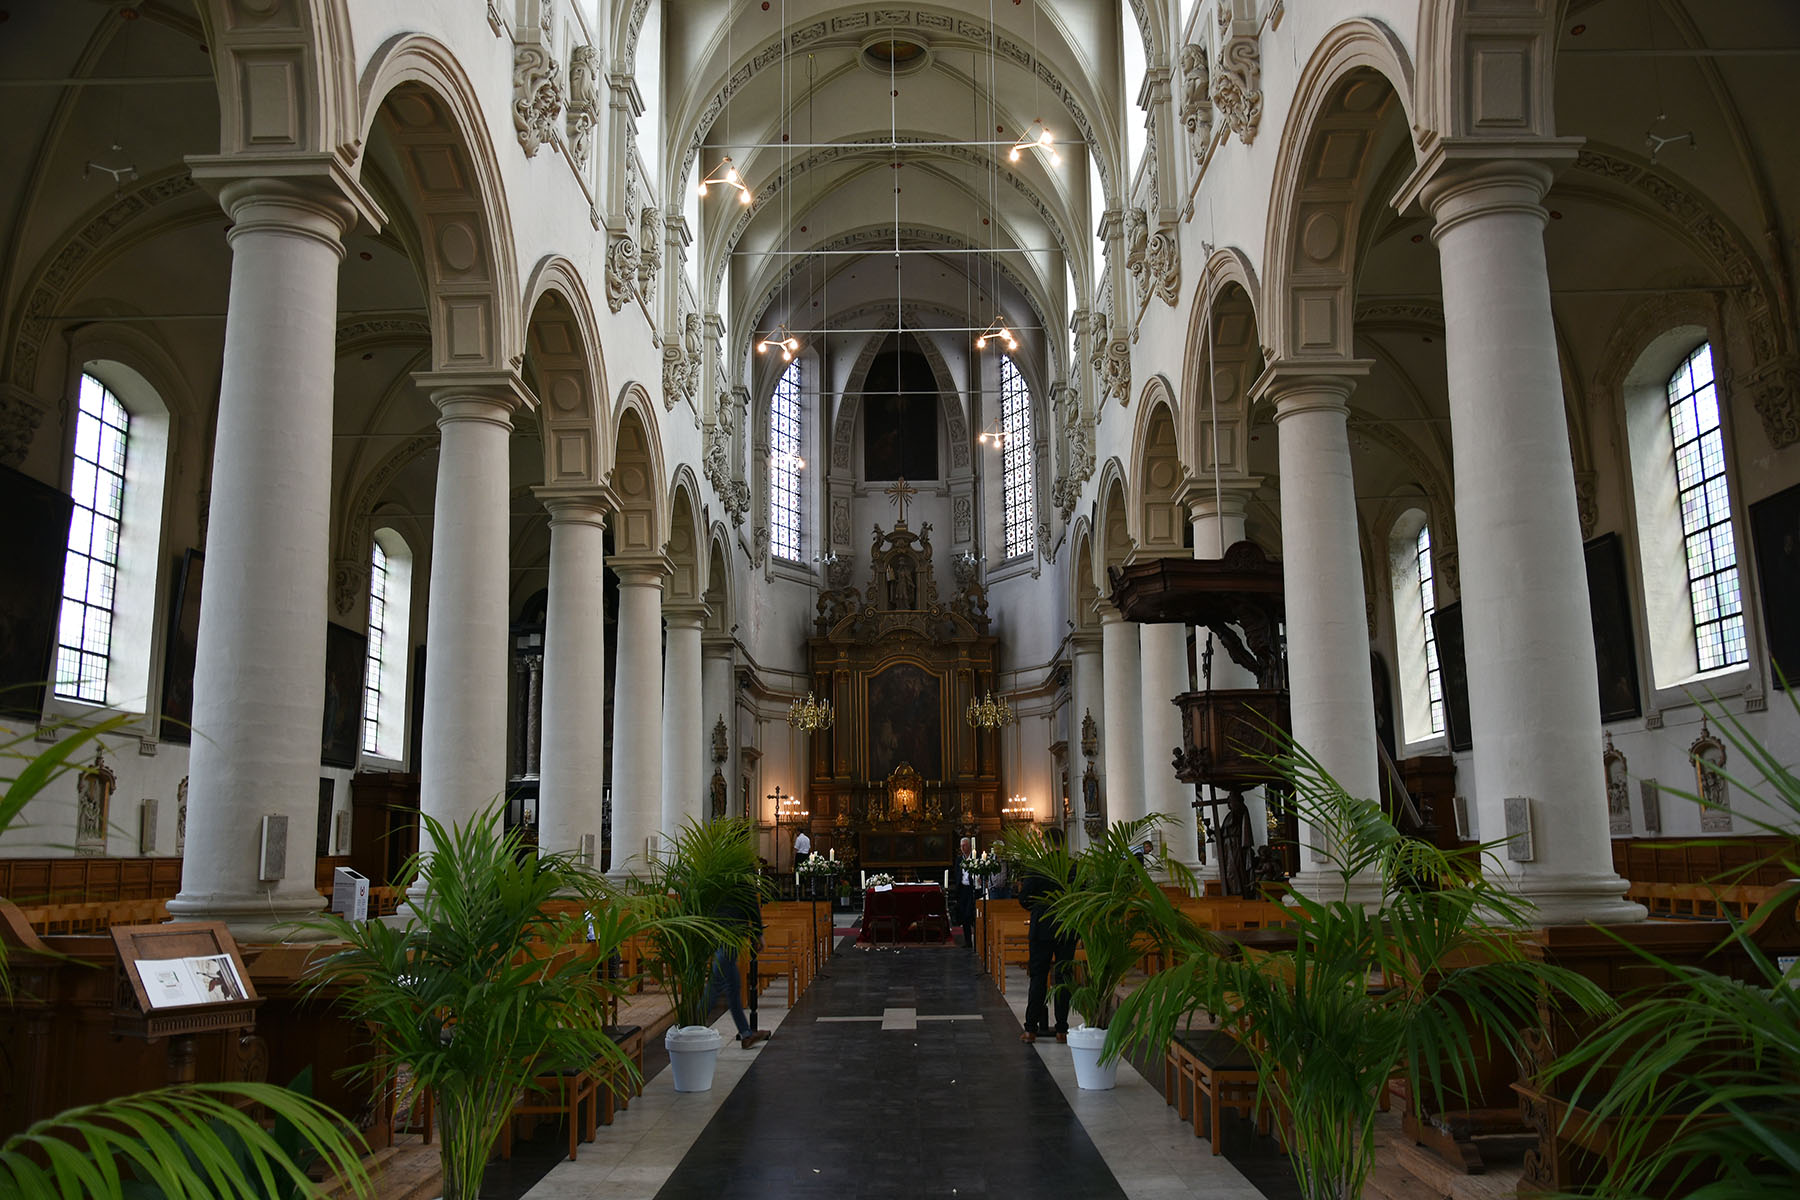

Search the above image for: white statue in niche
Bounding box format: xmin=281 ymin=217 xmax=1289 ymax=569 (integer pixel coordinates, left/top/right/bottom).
xmin=75 ymin=746 xmax=116 ymax=855
xmin=1603 ymin=733 xmax=1631 ymax=835
xmin=1690 ymin=719 xmax=1731 ymax=833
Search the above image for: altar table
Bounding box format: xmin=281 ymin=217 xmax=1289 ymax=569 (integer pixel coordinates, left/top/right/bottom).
xmin=858 ymin=883 xmax=949 ymax=944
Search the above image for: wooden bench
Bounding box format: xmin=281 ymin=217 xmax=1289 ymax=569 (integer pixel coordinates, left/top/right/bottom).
xmin=1168 ymin=1028 xmax=1263 ymax=1154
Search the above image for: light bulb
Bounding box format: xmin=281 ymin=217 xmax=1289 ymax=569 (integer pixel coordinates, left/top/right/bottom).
xmin=757 ymin=342 xmax=768 ymax=354
xmin=1049 ymin=150 xmax=1062 ymax=165
xmin=724 ymin=165 xmax=739 ymax=183
xmin=697 ymin=183 xmax=709 ymax=196
xmin=786 ymin=338 xmax=799 ymax=351
xmin=739 ymin=190 xmax=752 ymax=204
xmin=976 ymin=336 xmax=988 ymax=349
xmin=1008 ymin=148 xmax=1021 ymax=162
xmin=1039 ymin=129 xmax=1054 ymax=145
xmin=781 ymin=348 xmax=793 ymax=362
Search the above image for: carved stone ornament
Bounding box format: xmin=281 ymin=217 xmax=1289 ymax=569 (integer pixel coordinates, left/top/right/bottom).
xmin=175 ymin=775 xmax=187 ymax=855
xmin=1179 ymin=42 xmax=1214 ymax=166
xmin=0 ymin=385 xmax=48 ymax=468
xmin=681 ymin=311 xmax=703 ymax=394
xmin=1102 ymin=338 xmax=1133 ymax=406
xmin=1574 ymin=472 xmax=1599 ymax=541
xmin=1147 ymin=229 xmax=1181 ymax=306
xmin=720 ymin=479 xmax=750 ymax=527
xmin=332 ymin=557 xmax=367 ymax=619
xmin=702 ymin=422 xmax=732 ymax=496
xmin=662 ymin=348 xmax=685 ymax=409
xmin=605 ymin=234 xmax=639 ymax=313
xmin=711 ymin=716 xmax=730 ymax=763
xmin=1037 ymin=520 xmax=1057 ymax=564
xmin=566 ymin=45 xmax=600 ymax=169
xmin=1212 ymin=30 xmax=1264 ymax=145
xmin=513 ymin=46 xmax=564 ymax=158
xmin=1747 ymin=356 xmax=1800 ymax=449
xmin=751 ymin=524 xmax=770 ymax=568
xmin=638 ymin=206 xmax=663 ymax=307
xmin=1124 ymin=208 xmax=1150 ymax=304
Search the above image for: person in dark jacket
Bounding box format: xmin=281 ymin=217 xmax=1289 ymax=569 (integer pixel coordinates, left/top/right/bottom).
xmin=705 ymin=892 xmax=771 ymax=1048
xmin=952 ymin=836 xmax=979 ymax=949
xmin=1017 ymin=826 xmax=1077 ymax=1043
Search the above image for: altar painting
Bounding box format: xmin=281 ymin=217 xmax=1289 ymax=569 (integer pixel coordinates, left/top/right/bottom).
xmin=867 ymin=663 xmax=941 ymax=780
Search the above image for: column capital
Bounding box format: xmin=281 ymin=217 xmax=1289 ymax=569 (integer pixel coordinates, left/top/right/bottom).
xmin=1097 ymin=603 xmax=1131 ymax=627
xmin=663 ymin=602 xmax=709 ymax=630
xmin=1251 ymin=358 xmax=1371 ymax=422
xmin=535 ymin=486 xmax=616 ymax=528
xmin=702 ymin=633 xmax=737 ymax=657
xmin=1174 ymin=477 xmax=1262 ymax=522
xmin=415 ymin=370 xmax=531 ymax=427
xmin=187 ymin=152 xmax=386 ymax=237
xmin=612 ymin=554 xmax=672 ymax=587
xmin=1069 ymin=628 xmax=1104 ymax=654
xmin=1392 ymin=136 xmax=1584 ymax=239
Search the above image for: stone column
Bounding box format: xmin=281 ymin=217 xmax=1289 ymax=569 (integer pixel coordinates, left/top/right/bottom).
xmin=702 ymin=638 xmax=736 ymax=818
xmin=414 ymin=373 xmax=524 ymax=856
xmin=661 ymin=605 xmax=707 ymax=836
xmin=535 ymin=494 xmax=608 ymax=860
xmin=1139 ymin=620 xmax=1200 ymax=871
xmin=1402 ymin=143 xmax=1638 ymax=924
xmin=1252 ymin=362 xmax=1381 ymax=906
xmin=169 ymin=166 xmax=381 ymax=941
xmin=1070 ymin=630 xmax=1105 ymax=852
xmin=1099 ymin=607 xmax=1144 ymax=825
xmin=609 ymin=559 xmax=668 ymax=876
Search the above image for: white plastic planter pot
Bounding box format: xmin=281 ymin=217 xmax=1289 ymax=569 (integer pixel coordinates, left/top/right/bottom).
xmin=665 ymin=1025 xmax=725 ymax=1092
xmin=1065 ymin=1025 xmax=1119 ymax=1091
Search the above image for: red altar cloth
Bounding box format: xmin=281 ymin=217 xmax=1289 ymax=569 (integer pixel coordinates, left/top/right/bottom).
xmin=857 ymin=883 xmax=949 ymax=944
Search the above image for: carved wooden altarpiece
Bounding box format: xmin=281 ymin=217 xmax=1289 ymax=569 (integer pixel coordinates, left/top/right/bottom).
xmin=804 ymin=507 xmax=1001 ymax=872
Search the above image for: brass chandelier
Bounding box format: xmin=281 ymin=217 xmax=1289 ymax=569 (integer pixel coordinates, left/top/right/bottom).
xmin=965 ymin=689 xmax=1015 ymax=729
xmin=788 ymin=691 xmax=835 ymax=731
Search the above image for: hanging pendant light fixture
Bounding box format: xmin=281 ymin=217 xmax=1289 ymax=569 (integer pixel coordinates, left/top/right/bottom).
xmin=974 ymin=316 xmax=1018 ymax=352
xmin=788 ymin=691 xmax=834 ymax=731
xmin=1007 ymin=118 xmax=1061 ymax=166
xmin=697 ymin=14 xmax=751 ymax=204
xmin=757 ymin=324 xmax=802 ymax=361
xmin=966 ymin=689 xmax=1016 ymax=729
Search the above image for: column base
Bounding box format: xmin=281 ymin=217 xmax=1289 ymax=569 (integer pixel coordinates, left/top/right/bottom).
xmin=1287 ymin=868 xmax=1386 ymax=912
xmin=1497 ymin=870 xmax=1646 ymax=927
xmin=165 ymin=887 xmax=328 ymax=944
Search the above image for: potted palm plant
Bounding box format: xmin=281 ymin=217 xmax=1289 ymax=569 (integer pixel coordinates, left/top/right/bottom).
xmin=1105 ymin=740 xmax=1612 ymax=1200
xmin=301 ymin=803 xmax=676 ymax=1200
xmin=1004 ymin=816 xmax=1203 ymax=1090
xmin=0 ymin=711 xmax=372 ymax=1199
xmin=1544 ymin=688 xmax=1800 ymax=1198
xmin=634 ymin=816 xmax=768 ymax=1092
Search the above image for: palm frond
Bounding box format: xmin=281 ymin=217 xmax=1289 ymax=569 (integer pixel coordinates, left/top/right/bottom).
xmin=0 ymin=1083 xmax=370 ymax=1200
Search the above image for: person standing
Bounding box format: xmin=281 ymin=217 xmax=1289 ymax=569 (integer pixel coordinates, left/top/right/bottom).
xmin=793 ymin=828 xmax=812 ymax=865
xmin=704 ymin=891 xmax=771 ymax=1049
xmin=1017 ymin=826 xmax=1077 ymax=1043
xmin=952 ymin=836 xmax=979 ymax=950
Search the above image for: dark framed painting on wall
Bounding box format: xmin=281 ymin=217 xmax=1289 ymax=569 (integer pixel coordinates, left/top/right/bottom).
xmin=866 ymin=661 xmax=943 ymax=780
xmin=320 ymin=622 xmax=367 ymax=768
xmin=1583 ymin=532 xmax=1643 ymax=721
xmin=157 ymin=548 xmax=204 ymax=741
xmin=0 ymin=466 xmax=72 ymax=718
xmin=1430 ymin=602 xmax=1473 ymax=753
xmin=1750 ymin=480 xmax=1800 ymax=690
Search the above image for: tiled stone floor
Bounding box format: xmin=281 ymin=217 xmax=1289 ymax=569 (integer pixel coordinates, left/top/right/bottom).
xmin=520 ymin=942 xmax=1282 ymax=1200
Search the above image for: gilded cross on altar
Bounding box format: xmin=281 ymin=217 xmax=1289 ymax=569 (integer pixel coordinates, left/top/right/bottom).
xmin=884 ymin=477 xmax=918 ymax=524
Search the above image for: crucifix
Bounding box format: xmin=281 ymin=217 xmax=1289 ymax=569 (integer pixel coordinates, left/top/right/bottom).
xmin=883 ymin=476 xmax=918 ymax=525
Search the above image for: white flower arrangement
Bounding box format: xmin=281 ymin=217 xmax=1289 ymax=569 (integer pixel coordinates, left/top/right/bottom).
xmin=966 ymin=849 xmax=1003 ymax=877
xmin=866 ymin=872 xmax=895 ymax=888
xmin=797 ymin=855 xmax=841 ymax=875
